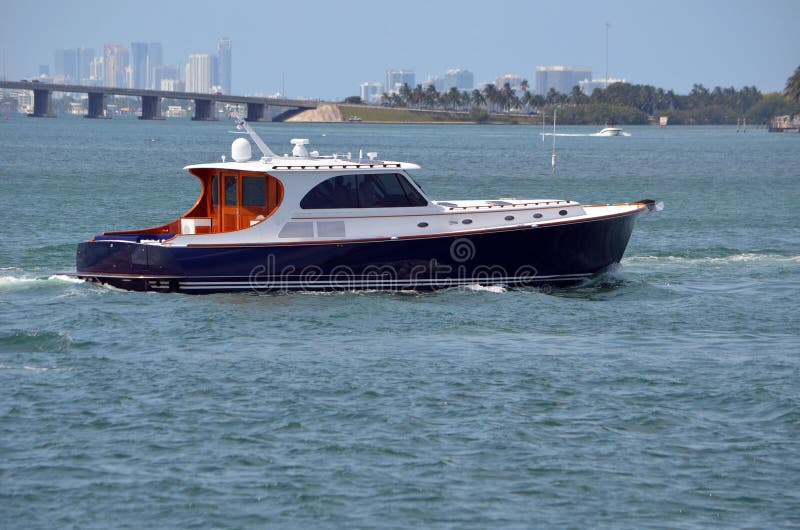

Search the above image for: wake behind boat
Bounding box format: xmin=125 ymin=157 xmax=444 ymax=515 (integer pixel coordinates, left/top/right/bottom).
xmin=76 ymin=121 xmax=658 ymax=293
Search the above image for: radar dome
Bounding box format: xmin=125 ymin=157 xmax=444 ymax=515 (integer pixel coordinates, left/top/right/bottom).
xmin=231 ymin=138 xmax=252 ymax=162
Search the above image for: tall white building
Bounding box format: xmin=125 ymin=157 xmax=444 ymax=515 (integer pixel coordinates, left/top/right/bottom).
xmin=425 ymin=69 xmax=474 ymax=92
xmin=104 ymin=44 xmax=129 ymax=88
xmin=579 ymin=77 xmax=627 ymax=95
xmin=535 ymin=66 xmax=592 ymax=96
xmin=495 ymin=73 xmax=525 ymax=92
xmin=217 ymin=38 xmax=232 ymax=94
xmin=359 ymin=82 xmax=384 ymax=104
xmin=385 ymin=69 xmax=415 ymax=94
xmin=185 ymin=54 xmax=212 ymax=93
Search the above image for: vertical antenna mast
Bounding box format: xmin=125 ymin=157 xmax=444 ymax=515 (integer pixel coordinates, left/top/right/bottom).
xmin=541 ymin=109 xmax=545 ymax=142
xmin=605 ymin=22 xmax=610 ymax=88
xmin=551 ymin=108 xmax=557 ymax=172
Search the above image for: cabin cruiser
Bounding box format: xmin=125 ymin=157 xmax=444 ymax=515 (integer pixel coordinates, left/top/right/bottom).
xmin=595 ymin=125 xmax=624 ymax=136
xmin=76 ymin=121 xmax=658 ymax=293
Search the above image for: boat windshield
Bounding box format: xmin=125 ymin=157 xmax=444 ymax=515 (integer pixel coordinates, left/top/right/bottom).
xmin=300 ymin=173 xmax=428 ymax=209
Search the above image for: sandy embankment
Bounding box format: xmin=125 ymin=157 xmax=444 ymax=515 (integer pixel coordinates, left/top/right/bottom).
xmin=286 ymin=104 xmax=342 ymax=122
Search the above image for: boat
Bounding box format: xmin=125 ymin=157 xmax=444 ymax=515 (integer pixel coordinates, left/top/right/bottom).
xmin=76 ymin=120 xmax=658 ymax=293
xmin=596 ymin=125 xmax=623 ymax=136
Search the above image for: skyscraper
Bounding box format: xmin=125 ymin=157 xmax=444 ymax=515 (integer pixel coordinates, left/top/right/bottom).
xmin=131 ymin=42 xmax=149 ymax=89
xmin=217 ymin=38 xmax=232 ymax=94
xmin=385 ymin=69 xmax=415 ymax=94
xmin=153 ymin=64 xmax=181 ymax=91
xmin=148 ymin=42 xmax=163 ymax=89
xmin=104 ymin=44 xmax=129 ymax=88
xmin=78 ymin=47 xmax=95 ymax=83
xmin=54 ymin=48 xmax=78 ymax=82
xmin=185 ymin=54 xmax=212 ymax=93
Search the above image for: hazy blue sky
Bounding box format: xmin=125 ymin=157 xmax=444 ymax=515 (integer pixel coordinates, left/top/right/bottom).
xmin=1 ymin=0 xmax=797 ymax=99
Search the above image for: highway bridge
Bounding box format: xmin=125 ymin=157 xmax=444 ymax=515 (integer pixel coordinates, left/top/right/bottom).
xmin=0 ymin=81 xmax=318 ymax=121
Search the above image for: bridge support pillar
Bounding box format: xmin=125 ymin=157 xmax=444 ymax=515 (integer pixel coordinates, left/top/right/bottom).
xmin=191 ymin=98 xmax=217 ymax=121
xmin=246 ymin=102 xmax=267 ymax=122
xmin=85 ymin=92 xmax=108 ymax=118
xmin=28 ymin=89 xmax=55 ymax=117
xmin=139 ymin=95 xmax=164 ymax=120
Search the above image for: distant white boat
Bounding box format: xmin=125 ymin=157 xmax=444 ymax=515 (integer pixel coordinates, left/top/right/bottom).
xmin=596 ymin=126 xmax=623 ymax=136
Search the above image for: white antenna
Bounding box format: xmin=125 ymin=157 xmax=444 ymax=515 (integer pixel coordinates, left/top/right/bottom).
xmin=541 ymin=110 xmax=545 ymax=142
xmin=605 ymin=22 xmax=611 ymax=88
xmin=551 ymin=108 xmax=557 ymax=172
xmin=234 ymin=116 xmax=277 ymax=158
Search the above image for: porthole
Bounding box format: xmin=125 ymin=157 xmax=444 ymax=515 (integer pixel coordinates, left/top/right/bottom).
xmin=504 ymin=215 xmax=515 ymax=221
xmin=533 ymin=213 xmax=543 ymax=219
xmin=559 ymin=209 xmax=568 ymax=216
xmin=462 ymin=219 xmax=473 ymax=225
xmin=417 ymin=222 xmax=429 ymax=228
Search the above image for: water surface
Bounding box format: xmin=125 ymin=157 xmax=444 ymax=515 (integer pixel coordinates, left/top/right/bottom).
xmin=1 ymin=117 xmax=798 ymax=528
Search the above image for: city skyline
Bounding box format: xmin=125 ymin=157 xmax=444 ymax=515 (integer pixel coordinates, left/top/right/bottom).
xmin=42 ymin=38 xmax=231 ymax=95
xmin=1 ymin=0 xmax=798 ymax=100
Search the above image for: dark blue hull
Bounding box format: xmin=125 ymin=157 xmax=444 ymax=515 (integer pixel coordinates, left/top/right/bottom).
xmin=76 ymin=211 xmax=641 ymax=293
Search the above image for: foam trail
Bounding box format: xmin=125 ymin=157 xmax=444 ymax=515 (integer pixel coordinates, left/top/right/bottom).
xmin=0 ymin=274 xmax=85 ymax=289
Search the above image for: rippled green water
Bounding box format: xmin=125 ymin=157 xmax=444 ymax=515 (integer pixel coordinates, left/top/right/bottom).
xmin=1 ymin=117 xmax=799 ymax=528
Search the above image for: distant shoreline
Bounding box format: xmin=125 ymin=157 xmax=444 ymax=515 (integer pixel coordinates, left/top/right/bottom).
xmin=291 ymin=104 xmax=542 ymax=125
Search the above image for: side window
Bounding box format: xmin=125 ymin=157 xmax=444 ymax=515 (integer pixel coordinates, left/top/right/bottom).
xmin=300 ymin=174 xmax=358 ymax=209
xmin=396 ymin=174 xmax=428 ymax=206
xmin=358 ymin=173 xmax=428 ymax=208
xmin=242 ymin=176 xmax=266 ymax=206
xmin=211 ymin=175 xmax=218 ymax=206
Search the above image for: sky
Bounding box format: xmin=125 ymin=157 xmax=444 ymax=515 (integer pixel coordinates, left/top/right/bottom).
xmin=1 ymin=0 xmax=798 ymax=99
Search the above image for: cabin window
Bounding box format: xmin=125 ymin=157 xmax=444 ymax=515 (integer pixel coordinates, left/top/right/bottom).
xmin=300 ymin=174 xmax=359 ymax=209
xmin=397 ymin=175 xmax=428 ymax=206
xmin=224 ymin=176 xmax=237 ymax=206
xmin=211 ymin=175 xmax=219 ymax=206
xmin=242 ymin=176 xmax=266 ymax=206
xmin=300 ymin=173 xmax=428 ymax=209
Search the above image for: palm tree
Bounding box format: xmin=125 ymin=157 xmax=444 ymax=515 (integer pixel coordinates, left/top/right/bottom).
xmin=785 ymin=66 xmax=800 ymax=103
xmin=444 ymin=87 xmax=460 ymax=110
xmin=411 ymin=84 xmax=424 ymax=108
xmin=459 ymin=90 xmax=471 ymax=111
xmin=423 ymin=84 xmax=439 ymax=109
xmin=545 ymin=88 xmax=561 ymax=106
xmin=501 ymin=83 xmax=518 ymax=112
xmin=399 ymin=83 xmax=412 ymax=107
xmin=569 ymin=85 xmax=587 ymax=105
xmin=470 ymin=89 xmax=485 ymax=109
xmin=482 ymin=84 xmax=498 ymax=112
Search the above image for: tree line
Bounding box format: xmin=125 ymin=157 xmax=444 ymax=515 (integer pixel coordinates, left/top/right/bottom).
xmin=344 ymin=68 xmax=800 ymax=125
